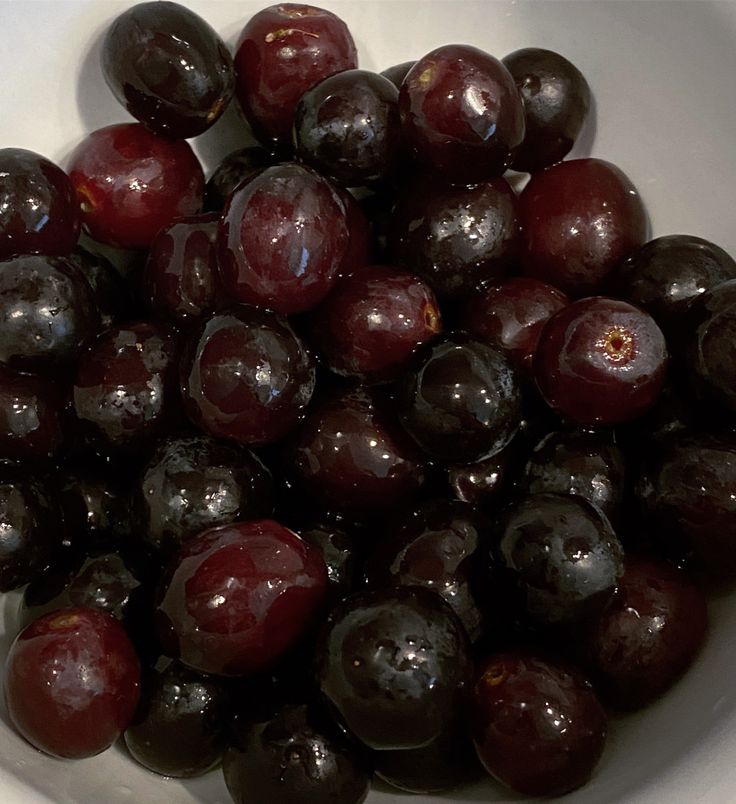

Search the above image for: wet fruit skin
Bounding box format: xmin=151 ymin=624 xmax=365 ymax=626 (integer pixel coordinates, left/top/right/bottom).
xmin=300 ymin=522 xmax=361 ymax=605
xmin=462 ymin=277 xmax=569 ymax=371
xmin=389 ymin=175 xmax=521 ymax=300
xmin=0 ymin=470 xmax=61 ymax=592
xmin=534 ymin=297 xmax=668 ymax=427
xmin=218 ymin=163 xmax=349 ymax=315
xmin=234 ymin=3 xmax=358 ymax=147
xmin=397 ymin=333 xmax=523 ymax=464
xmin=523 ymin=430 xmax=627 ymax=522
xmin=125 ymin=659 xmax=231 ymax=777
xmin=294 ymin=69 xmax=401 ymax=187
xmin=496 ymin=493 xmax=624 ymax=626
xmin=502 ymin=48 xmax=591 ymax=173
xmin=380 ymin=60 xmax=415 ymax=89
xmin=286 ymin=386 xmax=426 ymax=519
xmin=0 ymin=367 xmax=66 ymax=461
xmin=0 ymin=148 xmax=80 ymax=259
xmin=682 ymin=279 xmax=736 ymax=413
xmin=363 ymin=499 xmax=490 ymax=642
xmin=156 ymin=520 xmax=327 ymax=676
xmin=447 ymin=449 xmax=510 ymax=510
xmin=180 ymin=306 xmax=315 ymax=446
xmin=310 ymin=265 xmax=442 ymax=384
xmin=472 ymin=652 xmax=607 ymax=796
xmin=203 ymin=146 xmax=274 ymax=213
xmin=616 ymin=234 xmax=736 ymax=336
xmin=67 ymin=123 xmax=204 ymax=249
xmin=102 ymin=1 xmax=235 ymax=139
xmin=315 ymin=585 xmax=472 ymax=751
xmin=73 ymin=322 xmax=180 ymax=449
xmin=69 ymin=246 xmax=133 ymax=329
xmin=144 ymin=213 xmax=225 ymax=325
xmin=0 ymin=255 xmax=99 ymax=371
xmin=584 ymin=557 xmax=707 ymax=709
xmin=4 ymin=608 xmax=141 ymax=759
xmin=399 ymin=44 xmax=525 ymax=184
xmin=519 ymin=158 xmax=648 ymax=297
xmin=223 ymin=702 xmax=371 ymax=804
xmin=137 ymin=434 xmax=274 ymax=555
xmin=638 ymin=436 xmax=736 ymax=576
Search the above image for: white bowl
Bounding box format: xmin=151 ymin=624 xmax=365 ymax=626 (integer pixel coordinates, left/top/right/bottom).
xmin=1 ymin=1 xmax=735 ymax=802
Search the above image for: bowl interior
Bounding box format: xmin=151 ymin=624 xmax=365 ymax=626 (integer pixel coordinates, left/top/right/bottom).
xmin=1 ymin=1 xmax=735 ymax=803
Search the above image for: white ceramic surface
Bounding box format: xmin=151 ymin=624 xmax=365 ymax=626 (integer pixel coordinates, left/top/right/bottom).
xmin=0 ymin=1 xmax=735 ymax=802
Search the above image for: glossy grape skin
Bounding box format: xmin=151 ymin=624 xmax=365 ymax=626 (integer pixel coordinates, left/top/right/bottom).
xmin=0 ymin=255 xmax=99 ymax=371
xmin=472 ymin=652 xmax=607 ymax=796
xmin=102 ymin=1 xmax=234 ymax=139
xmin=462 ymin=277 xmax=569 ymax=371
xmin=616 ymin=235 xmax=736 ymax=336
xmin=534 ymin=297 xmax=668 ymax=427
xmin=497 ymin=493 xmax=624 ymax=626
xmin=286 ymin=387 xmax=426 ymax=519
xmin=73 ymin=322 xmax=180 ymax=450
xmin=447 ymin=449 xmax=510 ymax=510
xmin=389 ymin=176 xmax=520 ymax=300
xmin=234 ymin=3 xmax=358 ymax=147
xmin=300 ymin=522 xmax=361 ymax=605
xmin=224 ymin=702 xmax=370 ymax=804
xmin=380 ymin=60 xmax=415 ymax=89
xmin=399 ymin=44 xmax=525 ymax=184
xmin=125 ymin=659 xmax=231 ymax=777
xmin=156 ymin=520 xmax=327 ymax=676
xmin=638 ymin=436 xmax=736 ymax=576
xmin=315 ymin=586 xmax=471 ymax=751
xmin=374 ymin=714 xmax=481 ymax=793
xmin=584 ymin=557 xmax=707 ymax=709
xmin=69 ymin=246 xmax=132 ymax=329
xmin=0 ymin=367 xmax=66 ymax=461
xmin=294 ymin=69 xmax=401 ymax=187
xmin=217 ymin=163 xmax=348 ymax=315
xmin=502 ymin=48 xmax=591 ymax=173
xmin=523 ymin=430 xmax=627 ymax=522
xmin=137 ymin=434 xmax=274 ymax=554
xmin=519 ymin=158 xmax=648 ymax=297
xmin=180 ymin=306 xmax=315 ymax=446
xmin=682 ymin=279 xmax=736 ymax=413
xmin=397 ymin=334 xmax=522 ymax=464
xmin=203 ymin=146 xmax=274 ymax=213
xmin=310 ymin=265 xmax=441 ymax=384
xmin=0 ymin=470 xmax=61 ymax=592
xmin=363 ymin=499 xmax=490 ymax=642
xmin=145 ymin=213 xmax=225 ymax=325
xmin=67 ymin=123 xmax=204 ymax=249
xmin=5 ymin=608 xmax=140 ymax=759
xmin=0 ymin=148 xmax=80 ymax=259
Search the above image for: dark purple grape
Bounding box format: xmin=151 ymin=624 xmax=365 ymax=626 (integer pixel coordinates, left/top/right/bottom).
xmin=203 ymin=146 xmax=274 ymax=213
xmin=447 ymin=449 xmax=511 ymax=510
xmin=0 ymin=255 xmax=99 ymax=371
xmin=399 ymin=44 xmax=525 ymax=184
xmin=397 ymin=334 xmax=522 ymax=464
xmin=0 ymin=468 xmax=62 ymax=592
xmin=616 ymin=235 xmax=736 ymax=335
xmin=502 ymin=48 xmax=591 ymax=172
xmin=69 ymin=246 xmax=131 ymax=329
xmin=137 ymin=434 xmax=274 ymax=554
xmin=363 ymin=499 xmax=490 ymax=642
xmin=496 ymin=493 xmax=624 ymax=626
xmin=389 ymin=175 xmax=520 ymax=299
xmin=523 ymin=430 xmax=626 ymax=522
xmin=315 ymin=586 xmax=471 ymax=751
xmin=102 ymin=1 xmax=235 ymax=138
xmin=125 ymin=659 xmax=231 ymax=777
xmin=300 ymin=522 xmax=361 ymax=605
xmin=294 ymin=69 xmax=401 ymax=186
xmin=0 ymin=148 xmax=80 ymax=259
xmin=285 ymin=387 xmax=426 ymax=519
xmin=223 ymin=702 xmax=370 ymax=804
xmin=472 ymin=652 xmax=607 ymax=796
xmin=180 ymin=306 xmax=315 ymax=446
xmin=584 ymin=556 xmax=707 ymax=709
xmin=380 ymin=60 xmax=415 ymax=89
